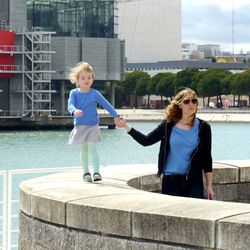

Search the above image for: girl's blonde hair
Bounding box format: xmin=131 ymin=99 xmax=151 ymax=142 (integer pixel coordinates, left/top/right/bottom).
xmin=68 ymin=61 xmax=95 ymax=85
xmin=165 ymin=88 xmax=198 ymax=125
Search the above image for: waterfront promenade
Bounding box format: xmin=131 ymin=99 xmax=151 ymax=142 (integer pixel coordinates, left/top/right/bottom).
xmin=100 ymin=108 xmax=250 ymax=123
xmin=1 ymin=108 xmax=250 ymax=131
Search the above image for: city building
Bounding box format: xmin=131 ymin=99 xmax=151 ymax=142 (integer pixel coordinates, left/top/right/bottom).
xmin=0 ymin=0 xmax=125 ymax=117
xmin=117 ymin=0 xmax=182 ymax=63
xmin=181 ymin=43 xmax=204 ymax=60
xmin=198 ymin=44 xmax=221 ymax=58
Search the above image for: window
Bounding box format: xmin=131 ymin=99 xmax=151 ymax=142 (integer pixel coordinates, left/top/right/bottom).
xmin=27 ymin=0 xmax=117 ymax=38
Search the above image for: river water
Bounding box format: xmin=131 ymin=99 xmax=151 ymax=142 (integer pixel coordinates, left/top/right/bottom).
xmin=1 ymin=121 xmax=250 ymax=170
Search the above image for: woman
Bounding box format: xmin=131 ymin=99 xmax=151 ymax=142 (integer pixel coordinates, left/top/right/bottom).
xmin=117 ymin=88 xmax=214 ymax=199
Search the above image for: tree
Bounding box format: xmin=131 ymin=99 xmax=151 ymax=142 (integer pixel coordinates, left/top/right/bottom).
xmin=122 ymin=70 xmax=151 ymax=107
xmin=175 ymin=68 xmax=199 ymax=92
xmin=135 ymin=74 xmax=151 ymax=106
xmin=151 ymin=73 xmax=168 ymax=92
xmin=197 ymin=69 xmax=231 ymax=107
xmin=231 ymin=71 xmax=250 ymax=107
xmin=156 ymin=74 xmax=175 ymax=106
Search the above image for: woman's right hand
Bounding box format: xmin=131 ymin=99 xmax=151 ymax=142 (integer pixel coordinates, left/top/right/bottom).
xmin=116 ymin=117 xmax=132 ymax=132
xmin=115 ymin=117 xmax=125 ymax=128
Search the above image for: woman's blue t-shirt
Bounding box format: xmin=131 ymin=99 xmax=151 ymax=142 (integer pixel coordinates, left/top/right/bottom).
xmin=163 ymin=118 xmax=199 ymax=175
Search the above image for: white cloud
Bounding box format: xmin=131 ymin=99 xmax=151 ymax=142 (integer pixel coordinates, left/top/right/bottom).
xmin=184 ymin=0 xmax=249 ymax=10
xmin=182 ymin=0 xmax=250 ymax=53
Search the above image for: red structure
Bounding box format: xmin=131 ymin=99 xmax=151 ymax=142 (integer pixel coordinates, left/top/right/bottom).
xmin=0 ymin=30 xmax=15 ymax=78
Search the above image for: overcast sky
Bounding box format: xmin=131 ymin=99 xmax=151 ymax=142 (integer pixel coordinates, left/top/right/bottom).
xmin=182 ymin=0 xmax=250 ymax=53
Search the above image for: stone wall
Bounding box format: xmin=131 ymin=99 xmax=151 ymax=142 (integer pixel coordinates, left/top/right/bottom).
xmin=19 ymin=161 xmax=250 ymax=250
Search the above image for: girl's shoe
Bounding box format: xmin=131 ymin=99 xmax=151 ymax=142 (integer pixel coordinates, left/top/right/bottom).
xmin=93 ymin=173 xmax=102 ymax=182
xmin=83 ymin=173 xmax=92 ymax=182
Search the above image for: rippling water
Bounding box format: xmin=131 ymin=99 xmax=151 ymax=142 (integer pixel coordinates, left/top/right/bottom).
xmin=1 ymin=122 xmax=250 ymax=170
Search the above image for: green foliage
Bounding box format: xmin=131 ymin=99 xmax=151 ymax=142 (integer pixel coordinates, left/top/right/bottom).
xmin=135 ymin=75 xmax=151 ymax=96
xmin=156 ymin=74 xmax=175 ymax=98
xmin=175 ymin=68 xmax=199 ymax=92
xmin=197 ymin=69 xmax=231 ymax=97
xmin=231 ymin=71 xmax=250 ymax=96
xmin=115 ymin=68 xmax=250 ymax=107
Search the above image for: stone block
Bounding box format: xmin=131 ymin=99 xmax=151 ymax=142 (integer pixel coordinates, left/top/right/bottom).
xmin=31 ymin=195 xmax=66 ymax=225
xmin=127 ymin=177 xmax=141 ymax=190
xmin=128 ymin=241 xmax=158 ymax=250
xmin=213 ymin=184 xmax=238 ymax=201
xmin=19 ymin=237 xmax=47 ymax=250
xmin=75 ymin=233 xmax=99 ymax=250
xmin=19 ymin=186 xmax=31 ymax=216
xmin=67 ymin=195 xmax=133 ymax=237
xmin=66 ymin=193 xmax=167 ymax=237
xmin=96 ymin=236 xmax=130 ymax=250
xmin=238 ymin=183 xmax=250 ymax=202
xmin=140 ymin=174 xmax=161 ymax=192
xmin=20 ymin=212 xmax=77 ymax=250
xmin=217 ymin=213 xmax=250 ymax=250
xmin=212 ymin=163 xmax=238 ymax=184
xmin=132 ymin=198 xmax=250 ymax=248
xmin=240 ymin=165 xmax=250 ymax=182
xmin=132 ymin=210 xmax=214 ymax=248
xmin=158 ymin=245 xmax=197 ymax=250
xmin=19 ymin=212 xmax=34 ymax=241
xmin=216 ymin=160 xmax=250 ymax=182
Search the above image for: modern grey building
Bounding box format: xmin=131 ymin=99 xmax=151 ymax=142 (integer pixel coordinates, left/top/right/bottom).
xmin=118 ymin=0 xmax=182 ymax=63
xmin=0 ymin=0 xmax=125 ymax=117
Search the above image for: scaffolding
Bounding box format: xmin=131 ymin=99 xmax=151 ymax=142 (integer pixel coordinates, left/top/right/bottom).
xmin=0 ymin=23 xmax=56 ymax=116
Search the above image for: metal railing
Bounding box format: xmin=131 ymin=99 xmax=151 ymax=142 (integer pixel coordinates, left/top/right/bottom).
xmin=0 ymin=167 xmax=81 ymax=250
xmin=0 ymin=65 xmax=23 ymax=72
xmin=0 ymin=171 xmax=7 ymax=250
xmin=0 ymin=45 xmax=23 ymax=53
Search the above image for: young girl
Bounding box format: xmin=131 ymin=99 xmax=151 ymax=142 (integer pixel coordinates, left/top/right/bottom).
xmin=68 ymin=61 xmax=120 ymax=182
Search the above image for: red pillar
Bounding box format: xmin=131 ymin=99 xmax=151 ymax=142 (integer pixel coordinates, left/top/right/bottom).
xmin=0 ymin=30 xmax=15 ymax=78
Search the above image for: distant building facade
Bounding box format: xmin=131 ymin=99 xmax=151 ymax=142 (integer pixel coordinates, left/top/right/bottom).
xmin=118 ymin=0 xmax=182 ymax=63
xmin=0 ymin=0 xmax=125 ymax=117
xmin=181 ymin=43 xmax=204 ymax=60
xmin=198 ymin=44 xmax=221 ymax=58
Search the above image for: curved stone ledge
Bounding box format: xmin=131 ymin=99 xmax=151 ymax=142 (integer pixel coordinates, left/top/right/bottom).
xmin=19 ymin=161 xmax=250 ymax=250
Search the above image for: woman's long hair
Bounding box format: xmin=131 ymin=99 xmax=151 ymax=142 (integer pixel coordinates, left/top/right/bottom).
xmin=165 ymin=88 xmax=198 ymax=125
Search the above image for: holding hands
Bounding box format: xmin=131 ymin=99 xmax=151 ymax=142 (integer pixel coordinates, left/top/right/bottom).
xmin=114 ymin=116 xmax=131 ymax=132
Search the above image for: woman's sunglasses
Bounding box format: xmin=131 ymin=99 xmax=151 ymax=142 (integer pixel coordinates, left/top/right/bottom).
xmin=182 ymin=98 xmax=198 ymax=105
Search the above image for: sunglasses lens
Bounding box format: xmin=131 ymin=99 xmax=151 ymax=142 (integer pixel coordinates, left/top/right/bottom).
xmin=183 ymin=99 xmax=198 ymax=105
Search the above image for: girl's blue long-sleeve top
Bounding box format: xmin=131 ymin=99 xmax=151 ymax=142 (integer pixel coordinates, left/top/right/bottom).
xmin=68 ymin=88 xmax=118 ymax=126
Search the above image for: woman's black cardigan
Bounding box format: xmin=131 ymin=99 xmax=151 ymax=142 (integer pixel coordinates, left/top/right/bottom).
xmin=127 ymin=118 xmax=212 ymax=181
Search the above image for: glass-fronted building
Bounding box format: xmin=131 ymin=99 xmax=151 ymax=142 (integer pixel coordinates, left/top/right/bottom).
xmin=27 ymin=0 xmax=118 ymax=38
xmin=0 ymin=0 xmax=124 ymax=116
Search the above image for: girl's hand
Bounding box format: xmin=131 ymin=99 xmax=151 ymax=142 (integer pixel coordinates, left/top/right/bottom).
xmin=114 ymin=116 xmax=122 ymax=127
xmin=74 ymin=109 xmax=83 ymax=117
xmin=115 ymin=117 xmax=132 ymax=132
xmin=115 ymin=117 xmax=125 ymax=128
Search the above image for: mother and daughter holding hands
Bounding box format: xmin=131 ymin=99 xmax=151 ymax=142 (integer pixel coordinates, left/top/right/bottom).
xmin=68 ymin=61 xmax=214 ymax=200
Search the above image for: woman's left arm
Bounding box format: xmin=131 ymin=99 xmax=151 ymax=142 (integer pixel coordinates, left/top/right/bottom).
xmin=202 ymin=122 xmax=214 ymax=199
